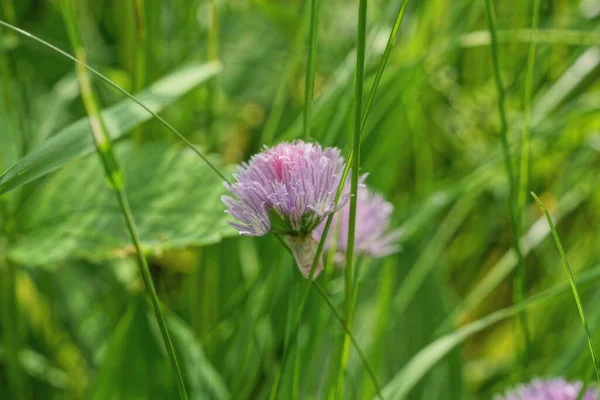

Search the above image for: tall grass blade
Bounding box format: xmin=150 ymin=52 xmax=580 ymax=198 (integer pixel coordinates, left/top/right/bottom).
xmin=206 ymin=0 xmax=219 ymax=140
xmin=60 ymin=1 xmax=189 ymax=398
xmin=339 ymin=1 xmax=367 ymax=396
xmin=483 ymin=0 xmax=531 ymax=364
xmin=531 ymin=192 xmax=600 ymax=383
xmin=303 ymin=0 xmax=319 ymax=140
xmin=517 ymin=0 xmax=541 ymax=217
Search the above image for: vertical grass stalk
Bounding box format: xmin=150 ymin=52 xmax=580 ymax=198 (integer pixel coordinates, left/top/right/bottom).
xmin=261 ymin=2 xmax=311 ymax=145
xmin=131 ymin=0 xmax=147 ymax=142
xmin=303 ymin=0 xmax=320 ymax=140
xmin=133 ymin=0 xmax=147 ymax=91
xmin=206 ymin=0 xmax=219 ymax=140
xmin=483 ymin=0 xmax=532 ymax=366
xmin=339 ymin=0 xmax=367 ymax=395
xmin=517 ymin=0 xmax=541 ymax=214
xmin=531 ymin=193 xmax=600 ymax=382
xmin=60 ymin=2 xmax=189 ymax=399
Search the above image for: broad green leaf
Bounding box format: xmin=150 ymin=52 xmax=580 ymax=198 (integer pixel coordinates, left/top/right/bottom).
xmin=7 ymin=142 xmax=235 ymax=266
xmin=90 ymin=296 xmax=228 ymax=400
xmin=0 ymin=61 xmax=222 ymax=196
xmin=379 ymin=265 xmax=600 ymax=400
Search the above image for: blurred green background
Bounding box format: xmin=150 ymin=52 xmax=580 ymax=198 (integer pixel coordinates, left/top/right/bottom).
xmin=1 ymin=0 xmax=600 ymax=399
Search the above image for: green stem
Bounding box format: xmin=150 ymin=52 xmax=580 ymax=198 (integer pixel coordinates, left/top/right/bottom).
xmin=133 ymin=0 xmax=147 ymax=92
xmin=206 ymin=0 xmax=219 ymax=141
xmin=131 ymin=0 xmax=147 ymax=143
xmin=339 ymin=0 xmax=367 ymax=396
xmin=517 ymin=0 xmax=541 ymax=216
xmin=60 ymin=2 xmax=189 ymax=399
xmin=303 ymin=0 xmax=319 ymax=140
xmin=483 ymin=0 xmax=532 ymax=367
xmin=261 ymin=3 xmax=311 ymax=145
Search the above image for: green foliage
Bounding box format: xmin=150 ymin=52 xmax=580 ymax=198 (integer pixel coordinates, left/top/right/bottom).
xmin=8 ymin=142 xmax=233 ymax=266
xmin=0 ymin=61 xmax=222 ymax=195
xmin=1 ymin=0 xmax=600 ymax=399
xmin=90 ymin=296 xmax=228 ymax=400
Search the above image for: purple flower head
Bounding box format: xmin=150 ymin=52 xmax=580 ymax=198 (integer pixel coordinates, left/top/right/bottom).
xmin=494 ymin=378 xmax=598 ymax=400
xmin=222 ymin=140 xmax=348 ymax=278
xmin=312 ymin=183 xmax=401 ymax=261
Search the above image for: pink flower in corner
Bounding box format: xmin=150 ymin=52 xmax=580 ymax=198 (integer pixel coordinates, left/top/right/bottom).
xmin=494 ymin=378 xmax=598 ymax=400
xmin=222 ymin=140 xmax=348 ymax=278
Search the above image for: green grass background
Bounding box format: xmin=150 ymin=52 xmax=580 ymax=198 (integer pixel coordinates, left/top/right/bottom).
xmin=1 ymin=0 xmax=600 ymax=399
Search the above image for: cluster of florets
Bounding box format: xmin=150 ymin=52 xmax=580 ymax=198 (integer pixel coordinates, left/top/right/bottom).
xmin=495 ymin=378 xmax=598 ymax=400
xmin=222 ymin=140 xmax=399 ymax=278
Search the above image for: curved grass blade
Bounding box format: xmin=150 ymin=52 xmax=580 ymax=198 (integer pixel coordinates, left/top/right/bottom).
xmin=380 ymin=264 xmax=600 ymax=400
xmin=0 ymin=20 xmax=228 ymax=188
xmin=60 ymin=1 xmax=188 ymax=398
xmin=531 ymin=192 xmax=600 ymax=382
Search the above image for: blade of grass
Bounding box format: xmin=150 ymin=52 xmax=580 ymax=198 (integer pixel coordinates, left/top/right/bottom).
xmin=303 ymin=0 xmax=320 ymax=140
xmin=517 ymin=0 xmax=541 ymax=218
xmin=206 ymin=0 xmax=219 ymax=141
xmin=531 ymin=192 xmax=600 ymax=382
xmin=0 ymin=20 xmax=229 ymax=184
xmin=339 ymin=1 xmax=367 ymax=397
xmin=260 ymin=3 xmax=310 ymax=145
xmin=483 ymin=0 xmax=531 ymax=367
xmin=60 ymin=2 xmax=189 ymax=399
xmin=133 ymin=0 xmax=147 ymax=93
xmin=131 ymin=0 xmax=147 ymax=143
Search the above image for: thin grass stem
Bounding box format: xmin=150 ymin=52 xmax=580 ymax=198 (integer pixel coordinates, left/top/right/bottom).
xmin=517 ymin=0 xmax=541 ymax=215
xmin=483 ymin=0 xmax=532 ymax=367
xmin=531 ymin=192 xmax=600 ymax=383
xmin=60 ymin=2 xmax=189 ymax=399
xmin=339 ymin=1 xmax=367 ymax=396
xmin=133 ymin=0 xmax=147 ymax=92
xmin=303 ymin=0 xmax=320 ymax=140
xmin=206 ymin=0 xmax=219 ymax=141
xmin=261 ymin=3 xmax=310 ymax=145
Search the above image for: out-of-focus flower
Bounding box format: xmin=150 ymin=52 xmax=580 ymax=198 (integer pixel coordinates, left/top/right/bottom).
xmin=494 ymin=378 xmax=598 ymax=400
xmin=312 ymin=184 xmax=401 ymax=262
xmin=222 ymin=140 xmax=347 ymax=278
